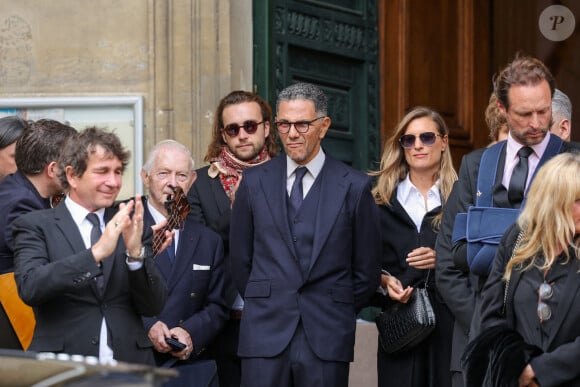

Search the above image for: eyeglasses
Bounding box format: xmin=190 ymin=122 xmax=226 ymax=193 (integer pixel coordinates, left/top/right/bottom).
xmin=537 ymin=281 xmax=553 ymax=323
xmin=399 ymin=132 xmax=442 ymax=149
xmin=222 ymin=120 xmax=264 ymax=137
xmin=275 ymin=116 xmax=325 ymax=134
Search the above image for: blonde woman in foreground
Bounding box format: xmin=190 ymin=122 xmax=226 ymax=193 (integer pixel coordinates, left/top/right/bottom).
xmin=466 ymin=151 xmax=580 ymax=387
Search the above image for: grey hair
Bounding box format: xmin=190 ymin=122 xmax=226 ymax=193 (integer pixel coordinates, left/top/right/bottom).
xmin=276 ymin=82 xmax=328 ymax=116
xmin=552 ymin=88 xmax=572 ymax=123
xmin=0 ymin=116 xmax=27 ymax=149
xmin=142 ymin=139 xmax=195 ymax=173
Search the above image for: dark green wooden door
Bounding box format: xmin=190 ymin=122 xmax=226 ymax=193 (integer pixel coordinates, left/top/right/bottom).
xmin=253 ymin=0 xmax=380 ymax=171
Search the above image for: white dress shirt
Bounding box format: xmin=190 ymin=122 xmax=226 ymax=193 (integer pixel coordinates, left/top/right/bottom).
xmin=502 ymin=131 xmax=551 ymax=190
xmin=286 ymin=148 xmax=326 ymax=198
xmin=396 ymin=174 xmax=441 ymax=232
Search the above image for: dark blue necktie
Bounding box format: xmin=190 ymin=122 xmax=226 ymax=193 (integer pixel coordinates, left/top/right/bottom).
xmin=290 ymin=167 xmax=308 ymax=214
xmin=86 ymin=213 xmax=104 ymax=296
xmin=167 ymin=238 xmax=176 ymax=265
xmin=508 ymin=146 xmax=533 ymax=206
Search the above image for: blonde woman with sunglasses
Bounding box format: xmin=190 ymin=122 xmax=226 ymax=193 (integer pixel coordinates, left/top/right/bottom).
xmin=370 ymin=106 xmax=457 ymax=387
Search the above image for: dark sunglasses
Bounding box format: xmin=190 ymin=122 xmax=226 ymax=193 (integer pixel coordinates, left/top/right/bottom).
xmin=399 ymin=132 xmax=442 ymax=149
xmin=222 ymin=120 xmax=264 ymax=137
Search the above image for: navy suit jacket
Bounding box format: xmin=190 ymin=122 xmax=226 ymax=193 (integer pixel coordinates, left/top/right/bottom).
xmin=230 ymin=153 xmax=381 ymax=362
xmin=141 ymin=203 xmax=228 ymax=360
xmin=13 ymin=202 xmax=166 ymax=365
xmin=0 ymin=171 xmax=50 ymax=274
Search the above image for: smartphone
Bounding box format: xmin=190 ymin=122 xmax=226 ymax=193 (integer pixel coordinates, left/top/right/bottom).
xmin=165 ymin=337 xmax=187 ymax=351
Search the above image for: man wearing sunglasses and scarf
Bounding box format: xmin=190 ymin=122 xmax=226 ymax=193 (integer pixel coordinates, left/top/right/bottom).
xmin=188 ymin=90 xmax=279 ymax=387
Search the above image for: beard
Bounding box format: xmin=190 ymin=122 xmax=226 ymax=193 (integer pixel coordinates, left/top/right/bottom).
xmin=510 ymin=126 xmax=549 ymax=146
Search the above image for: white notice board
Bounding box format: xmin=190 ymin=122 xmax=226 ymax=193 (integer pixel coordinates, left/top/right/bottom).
xmin=0 ymin=96 xmax=144 ymax=197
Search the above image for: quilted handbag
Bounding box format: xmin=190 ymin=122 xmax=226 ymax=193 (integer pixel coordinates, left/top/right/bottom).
xmin=375 ymin=274 xmax=436 ymax=354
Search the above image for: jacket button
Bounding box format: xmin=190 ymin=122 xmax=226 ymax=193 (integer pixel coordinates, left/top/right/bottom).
xmin=91 ymin=337 xmax=99 ymax=345
xmin=190 ymin=293 xmax=196 ymax=299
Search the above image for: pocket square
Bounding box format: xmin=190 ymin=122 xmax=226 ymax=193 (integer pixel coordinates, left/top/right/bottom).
xmin=193 ymin=264 xmax=211 ymax=271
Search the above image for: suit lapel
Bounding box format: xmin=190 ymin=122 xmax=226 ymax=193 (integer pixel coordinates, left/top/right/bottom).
xmin=155 ymin=249 xmax=173 ymax=282
xmin=259 ymin=156 xmax=297 ymax=259
xmin=100 ymin=207 xmax=119 ymax=296
xmin=142 ymin=203 xmax=173 ymax=282
xmin=208 ymin=175 xmax=231 ymax=215
xmin=54 ymin=204 xmax=86 ymax=253
xmin=54 ymin=204 xmax=104 ymax=299
xmin=546 ymin=259 xmax=580 ymax=345
xmin=169 ymin=224 xmax=201 ymax=289
xmin=308 ymin=158 xmax=349 ymax=273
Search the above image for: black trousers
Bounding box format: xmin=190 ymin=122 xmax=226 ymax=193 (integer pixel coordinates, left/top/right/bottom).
xmin=0 ymin=304 xmax=22 ymax=349
xmin=210 ymin=317 xmax=241 ymax=387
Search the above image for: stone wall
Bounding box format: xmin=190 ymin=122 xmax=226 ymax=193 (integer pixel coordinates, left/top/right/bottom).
xmin=0 ymin=0 xmax=252 ymax=180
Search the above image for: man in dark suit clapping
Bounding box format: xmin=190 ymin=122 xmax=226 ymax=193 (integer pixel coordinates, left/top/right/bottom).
xmin=13 ymin=127 xmax=167 ymax=365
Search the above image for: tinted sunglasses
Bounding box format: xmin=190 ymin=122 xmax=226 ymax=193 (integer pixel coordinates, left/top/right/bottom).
xmin=222 ymin=120 xmax=264 ymax=137
xmin=399 ymin=132 xmax=442 ymax=149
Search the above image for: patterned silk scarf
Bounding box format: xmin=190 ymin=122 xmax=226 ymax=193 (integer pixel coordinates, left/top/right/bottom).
xmin=208 ymin=146 xmax=271 ymax=201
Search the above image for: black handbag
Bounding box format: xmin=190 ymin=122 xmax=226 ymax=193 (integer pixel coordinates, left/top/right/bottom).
xmin=375 ymin=271 xmax=436 ymax=354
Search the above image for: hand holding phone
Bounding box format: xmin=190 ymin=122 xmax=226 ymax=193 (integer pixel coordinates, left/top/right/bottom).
xmin=165 ymin=336 xmax=187 ymax=351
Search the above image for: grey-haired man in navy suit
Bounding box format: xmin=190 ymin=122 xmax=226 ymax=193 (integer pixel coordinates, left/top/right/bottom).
xmin=230 ymin=82 xmax=381 ymax=387
xmin=140 ymin=140 xmax=228 ymax=386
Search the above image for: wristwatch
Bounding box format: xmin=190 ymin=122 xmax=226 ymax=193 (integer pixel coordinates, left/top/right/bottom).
xmin=126 ymin=246 xmax=145 ymax=262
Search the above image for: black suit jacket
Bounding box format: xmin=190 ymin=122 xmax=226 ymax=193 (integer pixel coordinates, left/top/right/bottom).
xmin=13 ymin=202 xmax=167 ymax=365
xmin=188 ymin=165 xmax=238 ymax=305
xmin=479 ymin=224 xmax=580 ymax=387
xmin=141 ymin=203 xmax=228 ymax=361
xmin=188 ymin=165 xmax=231 ymax=249
xmin=435 ymin=136 xmax=580 ymax=371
